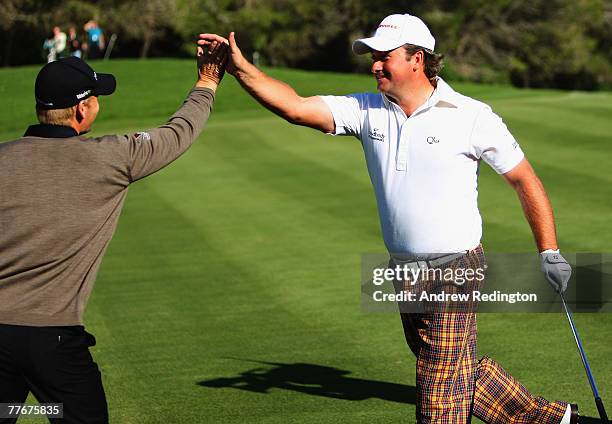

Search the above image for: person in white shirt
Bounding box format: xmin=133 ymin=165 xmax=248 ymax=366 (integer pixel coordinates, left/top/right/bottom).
xmin=199 ymin=12 xmax=575 ymax=424
xmin=53 ymin=26 xmax=68 ymax=58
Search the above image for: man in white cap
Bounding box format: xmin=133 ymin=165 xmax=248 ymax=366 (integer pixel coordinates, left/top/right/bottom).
xmin=199 ymin=13 xmax=575 ymax=424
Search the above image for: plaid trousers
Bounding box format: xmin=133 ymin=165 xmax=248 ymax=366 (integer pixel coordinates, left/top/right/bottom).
xmin=394 ymin=246 xmax=567 ymax=424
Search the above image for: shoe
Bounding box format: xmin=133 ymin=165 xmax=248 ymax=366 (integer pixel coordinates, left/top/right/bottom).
xmin=570 ymin=404 xmax=578 ymax=424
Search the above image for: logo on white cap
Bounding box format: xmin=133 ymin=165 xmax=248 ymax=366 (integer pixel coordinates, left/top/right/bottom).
xmin=352 ymin=13 xmax=435 ymax=55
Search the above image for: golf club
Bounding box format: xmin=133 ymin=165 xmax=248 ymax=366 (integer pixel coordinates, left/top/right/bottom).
xmin=560 ymin=293 xmax=609 ymax=424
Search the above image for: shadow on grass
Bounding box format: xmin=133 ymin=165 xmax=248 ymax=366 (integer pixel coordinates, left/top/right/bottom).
xmin=579 ymin=417 xmax=611 ymax=424
xmin=197 ymin=359 xmax=416 ymax=404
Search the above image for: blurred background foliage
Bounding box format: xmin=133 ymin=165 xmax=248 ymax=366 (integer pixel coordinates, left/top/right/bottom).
xmin=1 ymin=0 xmax=610 ymax=89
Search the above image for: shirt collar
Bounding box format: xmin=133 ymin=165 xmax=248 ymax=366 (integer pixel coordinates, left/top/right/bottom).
xmin=380 ymin=77 xmax=460 ymax=114
xmin=428 ymin=77 xmax=459 ymax=108
xmin=24 ymin=124 xmax=79 ymax=138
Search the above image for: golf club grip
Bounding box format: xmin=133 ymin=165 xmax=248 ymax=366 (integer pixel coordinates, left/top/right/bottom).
xmin=595 ymin=397 xmax=609 ymax=423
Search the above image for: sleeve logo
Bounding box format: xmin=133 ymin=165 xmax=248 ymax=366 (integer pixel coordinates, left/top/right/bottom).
xmin=133 ymin=132 xmax=151 ymax=141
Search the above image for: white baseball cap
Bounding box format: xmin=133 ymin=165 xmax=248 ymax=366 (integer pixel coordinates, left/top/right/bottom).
xmin=352 ymin=13 xmax=435 ymax=55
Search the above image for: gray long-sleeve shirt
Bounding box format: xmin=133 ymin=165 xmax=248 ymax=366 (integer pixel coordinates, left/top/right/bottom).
xmin=0 ymin=87 xmax=215 ymax=326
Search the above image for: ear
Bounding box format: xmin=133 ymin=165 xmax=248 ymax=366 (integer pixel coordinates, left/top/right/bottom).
xmin=411 ymin=50 xmax=425 ymax=72
xmin=414 ymin=50 xmax=425 ymax=67
xmin=75 ymin=100 xmax=86 ymax=123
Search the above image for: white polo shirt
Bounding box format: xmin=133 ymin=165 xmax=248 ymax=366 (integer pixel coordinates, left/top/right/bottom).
xmin=320 ymin=78 xmax=524 ymax=256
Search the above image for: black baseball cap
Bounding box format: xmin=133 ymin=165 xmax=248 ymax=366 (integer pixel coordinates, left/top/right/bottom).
xmin=35 ymin=56 xmax=116 ymax=110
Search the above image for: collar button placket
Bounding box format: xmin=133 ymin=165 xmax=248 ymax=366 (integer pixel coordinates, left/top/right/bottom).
xmin=396 ymin=118 xmax=410 ymax=172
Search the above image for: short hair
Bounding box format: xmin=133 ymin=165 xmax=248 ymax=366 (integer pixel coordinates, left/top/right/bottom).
xmin=403 ymin=44 xmax=444 ymax=84
xmin=36 ymin=105 xmax=77 ymax=126
xmin=35 ymin=97 xmax=93 ymax=126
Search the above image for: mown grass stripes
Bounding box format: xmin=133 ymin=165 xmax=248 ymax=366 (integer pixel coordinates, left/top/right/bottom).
xmin=3 ymin=59 xmax=610 ymax=423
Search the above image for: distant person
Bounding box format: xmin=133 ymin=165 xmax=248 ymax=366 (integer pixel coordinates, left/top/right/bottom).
xmin=68 ymin=26 xmax=82 ymax=58
xmin=84 ymin=20 xmax=105 ymax=59
xmin=0 ymin=36 xmax=228 ymax=423
xmin=42 ymin=31 xmax=56 ymax=63
xmin=53 ymin=26 xmax=68 ymax=58
xmin=202 ymin=11 xmax=577 ymax=424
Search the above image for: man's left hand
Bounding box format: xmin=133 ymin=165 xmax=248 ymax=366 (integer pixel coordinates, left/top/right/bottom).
xmin=540 ymin=251 xmax=572 ymax=293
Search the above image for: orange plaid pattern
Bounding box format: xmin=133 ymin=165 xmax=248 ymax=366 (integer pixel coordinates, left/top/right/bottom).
xmin=474 ymin=356 xmax=568 ymax=423
xmin=394 ymin=246 xmax=567 ymax=423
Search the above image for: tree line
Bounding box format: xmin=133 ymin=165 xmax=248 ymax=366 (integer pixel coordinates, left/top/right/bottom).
xmin=1 ymin=0 xmax=610 ymax=90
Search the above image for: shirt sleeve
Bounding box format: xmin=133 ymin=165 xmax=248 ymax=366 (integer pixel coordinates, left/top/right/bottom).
xmin=319 ymin=94 xmax=366 ymax=138
xmin=470 ymin=105 xmax=524 ymax=174
xmin=121 ymin=88 xmax=215 ymax=182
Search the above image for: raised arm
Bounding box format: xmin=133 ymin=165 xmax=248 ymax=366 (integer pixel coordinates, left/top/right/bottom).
xmin=198 ymin=32 xmax=334 ymax=133
xmin=125 ymin=35 xmax=228 ymax=181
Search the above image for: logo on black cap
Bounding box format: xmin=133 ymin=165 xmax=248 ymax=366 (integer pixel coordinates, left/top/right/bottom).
xmin=76 ymin=89 xmax=92 ymax=100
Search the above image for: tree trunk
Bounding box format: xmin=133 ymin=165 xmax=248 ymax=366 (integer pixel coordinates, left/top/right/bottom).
xmin=140 ymin=31 xmax=152 ymax=58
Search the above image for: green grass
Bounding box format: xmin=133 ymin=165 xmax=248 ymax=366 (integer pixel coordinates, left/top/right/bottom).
xmin=2 ymin=59 xmax=611 ymax=423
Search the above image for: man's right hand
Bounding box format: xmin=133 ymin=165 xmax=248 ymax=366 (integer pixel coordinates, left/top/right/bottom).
xmin=226 ymin=31 xmax=249 ymax=76
xmin=196 ymin=34 xmax=229 ymax=91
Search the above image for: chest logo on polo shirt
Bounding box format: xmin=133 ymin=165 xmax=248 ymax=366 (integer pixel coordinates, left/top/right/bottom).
xmin=368 ymin=128 xmax=385 ymax=142
xmin=426 ymin=136 xmax=440 ymax=144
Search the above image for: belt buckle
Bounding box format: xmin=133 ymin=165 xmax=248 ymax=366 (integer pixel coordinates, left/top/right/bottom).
xmin=417 ymin=260 xmax=428 ymax=270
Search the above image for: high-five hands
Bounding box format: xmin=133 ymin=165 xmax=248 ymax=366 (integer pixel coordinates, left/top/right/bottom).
xmin=198 ymin=32 xmax=249 ymax=78
xmin=196 ymin=34 xmax=229 ymax=90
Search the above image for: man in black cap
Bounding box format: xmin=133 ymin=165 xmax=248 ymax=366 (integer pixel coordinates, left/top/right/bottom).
xmin=0 ymin=35 xmax=228 ymax=423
